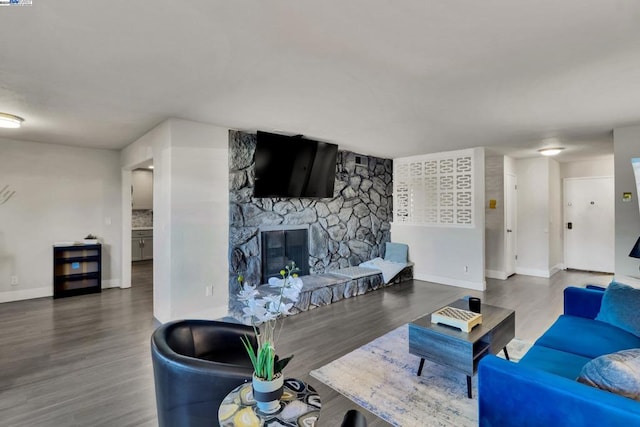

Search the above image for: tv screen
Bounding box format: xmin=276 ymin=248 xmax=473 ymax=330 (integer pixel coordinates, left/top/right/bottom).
xmin=254 ymin=131 xmax=338 ymax=198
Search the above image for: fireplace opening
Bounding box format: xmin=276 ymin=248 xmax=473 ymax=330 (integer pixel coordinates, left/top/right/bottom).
xmin=261 ymin=227 xmax=310 ymax=283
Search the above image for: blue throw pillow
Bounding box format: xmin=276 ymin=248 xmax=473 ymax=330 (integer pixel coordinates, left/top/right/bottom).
xmin=595 ymin=282 xmax=640 ymax=337
xmin=577 ymin=349 xmax=640 ymax=401
xmin=384 ymin=242 xmax=408 ymax=264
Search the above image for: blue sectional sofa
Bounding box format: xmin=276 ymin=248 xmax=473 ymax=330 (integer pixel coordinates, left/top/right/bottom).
xmin=478 ymin=286 xmax=640 ymax=426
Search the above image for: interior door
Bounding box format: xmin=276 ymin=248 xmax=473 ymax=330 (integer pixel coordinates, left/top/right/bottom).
xmin=504 ymin=174 xmax=517 ymax=277
xmin=564 ymin=177 xmax=614 ymax=273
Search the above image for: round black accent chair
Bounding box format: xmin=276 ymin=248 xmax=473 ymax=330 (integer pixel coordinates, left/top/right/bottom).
xmin=341 ymin=409 xmax=368 ymax=427
xmin=151 ymin=319 xmax=257 ymax=427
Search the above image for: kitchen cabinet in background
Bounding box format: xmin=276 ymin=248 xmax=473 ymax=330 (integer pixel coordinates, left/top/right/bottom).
xmin=132 ymin=229 xmax=153 ymax=261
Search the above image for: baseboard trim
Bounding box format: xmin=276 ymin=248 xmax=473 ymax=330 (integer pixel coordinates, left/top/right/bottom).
xmin=0 ymin=286 xmax=51 ymax=303
xmin=486 ymin=269 xmax=508 ymax=280
xmin=515 ymin=267 xmax=551 ymax=278
xmin=550 ymin=263 xmax=565 ymax=277
xmin=516 ymin=265 xmax=564 ymax=279
xmin=102 ymin=279 xmax=121 ymax=289
xmin=414 ymin=272 xmax=486 ymax=291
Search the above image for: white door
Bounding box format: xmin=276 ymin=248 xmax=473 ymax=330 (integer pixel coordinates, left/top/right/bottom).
xmin=504 ymin=174 xmax=517 ymax=277
xmin=564 ymin=177 xmax=614 ymax=273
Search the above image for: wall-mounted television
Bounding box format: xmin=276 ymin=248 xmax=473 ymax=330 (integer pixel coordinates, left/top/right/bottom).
xmin=254 ymin=131 xmax=338 ymax=198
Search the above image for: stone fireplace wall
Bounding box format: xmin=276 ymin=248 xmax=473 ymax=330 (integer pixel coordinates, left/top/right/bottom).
xmin=228 ymin=130 xmax=393 ymax=302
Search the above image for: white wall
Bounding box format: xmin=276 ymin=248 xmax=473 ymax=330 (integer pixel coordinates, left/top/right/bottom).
xmin=549 ymin=159 xmax=563 ymax=270
xmin=168 ymin=120 xmax=229 ymax=321
xmin=504 ymin=156 xmax=516 ymax=176
xmin=561 ymin=155 xmax=615 ymax=179
xmin=515 ymin=157 xmax=563 ymax=277
xmin=392 ymin=148 xmax=486 ymax=290
xmin=515 ymin=157 xmax=551 ymax=276
xmin=0 ymin=138 xmax=122 ymax=302
xmin=485 ymin=155 xmax=505 ymax=278
xmin=121 ymin=119 xmax=229 ymax=323
xmin=613 ymin=125 xmax=640 ymax=285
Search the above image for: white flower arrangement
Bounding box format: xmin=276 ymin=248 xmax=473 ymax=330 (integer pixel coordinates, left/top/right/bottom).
xmin=239 ymin=262 xmax=302 ymax=380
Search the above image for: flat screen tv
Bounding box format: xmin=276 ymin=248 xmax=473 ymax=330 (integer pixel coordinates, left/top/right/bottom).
xmin=254 ymin=131 xmax=338 ymax=198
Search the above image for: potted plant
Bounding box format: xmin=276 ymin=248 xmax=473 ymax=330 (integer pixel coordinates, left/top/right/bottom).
xmin=238 ymin=262 xmax=302 ymax=413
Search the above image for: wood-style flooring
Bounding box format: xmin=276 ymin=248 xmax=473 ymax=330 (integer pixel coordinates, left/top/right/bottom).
xmin=0 ymin=262 xmax=611 ymax=426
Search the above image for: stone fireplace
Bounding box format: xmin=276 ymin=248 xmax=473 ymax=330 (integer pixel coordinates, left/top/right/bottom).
xmin=228 ymin=130 xmax=394 ymax=312
xmin=260 ymin=225 xmax=310 ymax=283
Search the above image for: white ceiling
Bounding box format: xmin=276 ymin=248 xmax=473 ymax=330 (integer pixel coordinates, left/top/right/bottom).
xmin=1 ymin=1 xmax=639 ymax=161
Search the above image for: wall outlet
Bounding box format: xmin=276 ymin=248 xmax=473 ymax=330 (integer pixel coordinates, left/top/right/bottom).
xmin=464 ymin=266 xmax=469 ymax=273
xmin=10 ymin=275 xmax=18 ymax=286
xmin=205 ymin=285 xmax=212 ymax=297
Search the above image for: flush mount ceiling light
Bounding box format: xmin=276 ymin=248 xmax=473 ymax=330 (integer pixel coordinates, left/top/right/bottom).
xmin=538 ymin=147 xmax=564 ymax=156
xmin=0 ymin=112 xmax=24 ymax=129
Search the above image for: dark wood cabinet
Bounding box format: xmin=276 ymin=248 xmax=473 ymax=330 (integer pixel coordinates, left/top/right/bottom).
xmin=53 ymin=244 xmax=102 ymax=298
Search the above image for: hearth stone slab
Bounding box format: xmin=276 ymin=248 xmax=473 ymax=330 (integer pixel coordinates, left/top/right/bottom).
xmin=229 ymin=265 xmax=413 ymax=320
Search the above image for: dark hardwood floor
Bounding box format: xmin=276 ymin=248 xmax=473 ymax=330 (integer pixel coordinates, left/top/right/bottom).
xmin=0 ymin=261 xmax=611 ymax=426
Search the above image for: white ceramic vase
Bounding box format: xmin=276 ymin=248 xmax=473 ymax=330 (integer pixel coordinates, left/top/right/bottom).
xmin=252 ymin=373 xmax=284 ymax=414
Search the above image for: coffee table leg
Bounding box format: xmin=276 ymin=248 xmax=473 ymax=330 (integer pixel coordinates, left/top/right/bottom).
xmin=503 ymin=347 xmax=510 ymax=361
xmin=417 ymin=358 xmax=425 ymax=376
xmin=466 ymin=376 xmax=472 ymax=398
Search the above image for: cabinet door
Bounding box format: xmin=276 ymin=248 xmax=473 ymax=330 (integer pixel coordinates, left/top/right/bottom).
xmin=141 ymin=237 xmax=153 ymax=260
xmin=131 ymin=238 xmax=142 ymax=261
xmin=132 ymin=170 xmax=153 ymax=210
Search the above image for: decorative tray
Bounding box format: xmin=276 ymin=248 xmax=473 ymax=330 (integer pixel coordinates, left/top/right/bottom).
xmin=431 ymin=306 xmax=482 ymax=332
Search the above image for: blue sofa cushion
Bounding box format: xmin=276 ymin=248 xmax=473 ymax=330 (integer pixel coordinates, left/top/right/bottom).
xmin=384 ymin=242 xmax=408 ymax=263
xmin=578 ymin=349 xmax=640 ymax=401
xmin=564 ymin=286 xmax=605 ymax=319
xmin=519 ymin=345 xmax=593 ymax=379
xmin=595 ymin=282 xmax=640 ymax=337
xmin=535 ymin=315 xmax=640 ymax=359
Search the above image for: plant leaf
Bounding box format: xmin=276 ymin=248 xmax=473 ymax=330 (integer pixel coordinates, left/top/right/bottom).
xmin=274 ymin=354 xmax=294 ymax=374
xmin=240 ymin=335 xmax=258 ymax=373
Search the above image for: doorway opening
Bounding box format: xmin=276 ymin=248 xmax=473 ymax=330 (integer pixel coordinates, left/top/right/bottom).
xmin=122 ymin=158 xmax=155 ymax=311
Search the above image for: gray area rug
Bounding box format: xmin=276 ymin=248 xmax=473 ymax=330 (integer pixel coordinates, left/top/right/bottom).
xmin=310 ymin=324 xmax=531 ymax=427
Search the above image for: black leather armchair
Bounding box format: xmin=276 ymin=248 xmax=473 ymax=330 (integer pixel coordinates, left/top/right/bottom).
xmin=151 ymin=319 xmax=257 ymax=427
xmin=341 ymin=409 xmax=368 ymax=427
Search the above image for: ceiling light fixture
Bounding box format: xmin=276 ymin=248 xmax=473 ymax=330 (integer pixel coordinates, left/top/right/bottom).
xmin=538 ymin=147 xmax=564 ymax=156
xmin=0 ymin=112 xmax=24 ymax=129
xmin=148 ymin=165 xmax=154 ymax=169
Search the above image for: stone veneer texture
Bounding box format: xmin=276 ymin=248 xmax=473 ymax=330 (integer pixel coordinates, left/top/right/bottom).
xmin=132 ymin=209 xmax=153 ymax=228
xmin=228 ymin=130 xmax=393 ymax=303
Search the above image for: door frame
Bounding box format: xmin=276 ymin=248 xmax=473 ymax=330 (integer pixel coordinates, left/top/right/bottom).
xmin=504 ymin=173 xmax=517 ymax=277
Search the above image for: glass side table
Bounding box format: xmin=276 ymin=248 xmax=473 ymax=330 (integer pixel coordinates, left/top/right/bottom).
xmin=218 ymin=378 xmax=321 ymax=426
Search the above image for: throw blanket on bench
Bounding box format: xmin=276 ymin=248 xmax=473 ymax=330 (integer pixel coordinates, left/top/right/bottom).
xmin=359 ymin=257 xmax=407 ymax=284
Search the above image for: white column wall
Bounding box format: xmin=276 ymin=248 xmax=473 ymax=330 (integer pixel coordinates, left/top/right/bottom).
xmin=515 ymin=157 xmax=551 ymax=277
xmin=549 ymin=159 xmax=563 ymax=272
xmin=168 ymin=119 xmax=229 ymax=321
xmin=485 ymin=155 xmax=506 ymax=278
xmin=120 ymin=119 xmax=229 ymax=323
